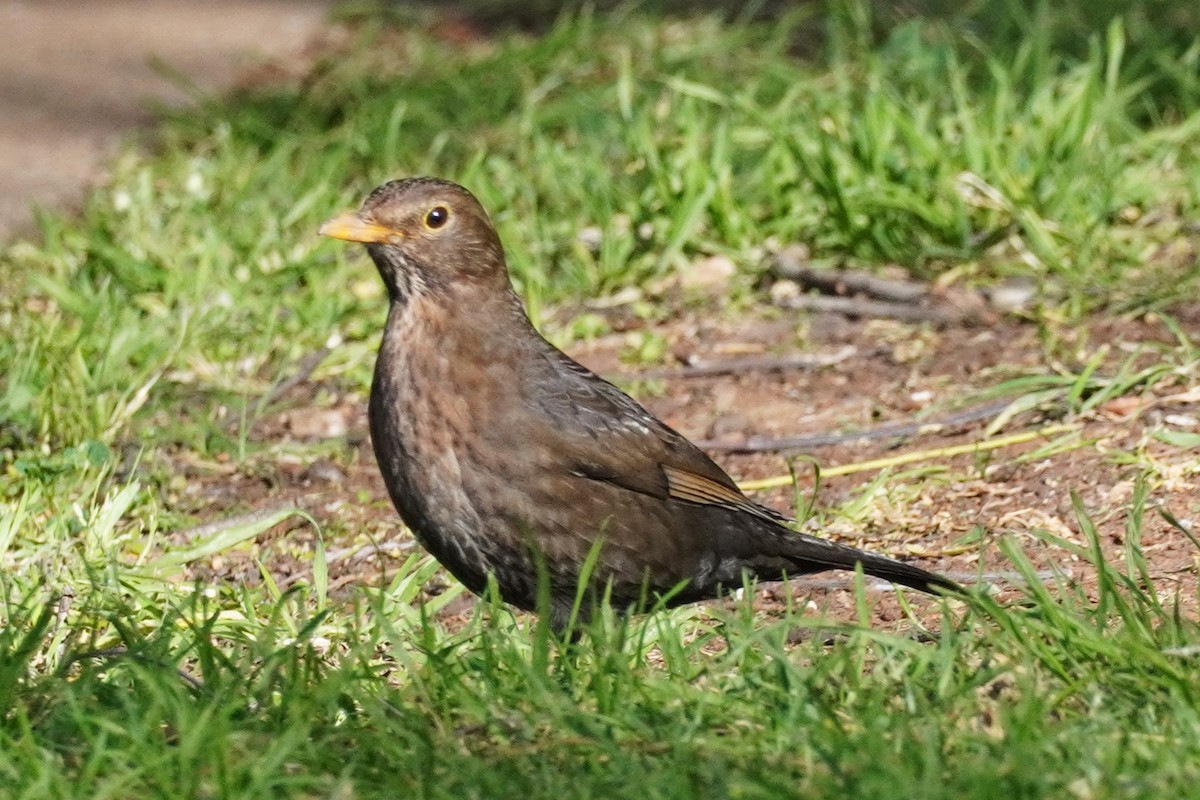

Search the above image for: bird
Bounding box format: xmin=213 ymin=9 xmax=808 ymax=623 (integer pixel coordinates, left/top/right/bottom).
xmin=320 ymin=177 xmax=960 ymax=630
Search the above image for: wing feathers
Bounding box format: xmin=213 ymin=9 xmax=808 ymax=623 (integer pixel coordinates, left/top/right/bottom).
xmin=662 ymin=464 xmax=787 ymax=523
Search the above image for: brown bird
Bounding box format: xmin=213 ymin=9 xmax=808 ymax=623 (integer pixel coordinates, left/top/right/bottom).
xmin=320 ymin=177 xmax=959 ymax=629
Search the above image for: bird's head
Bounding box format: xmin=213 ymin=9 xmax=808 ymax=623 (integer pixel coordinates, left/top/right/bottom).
xmin=320 ymin=177 xmax=506 ymax=302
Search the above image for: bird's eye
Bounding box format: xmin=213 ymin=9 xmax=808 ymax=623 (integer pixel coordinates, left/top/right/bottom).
xmin=424 ymin=206 xmax=450 ymax=230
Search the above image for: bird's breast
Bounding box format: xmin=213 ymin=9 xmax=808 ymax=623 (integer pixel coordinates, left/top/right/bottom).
xmin=368 ymin=297 xmax=526 ymax=590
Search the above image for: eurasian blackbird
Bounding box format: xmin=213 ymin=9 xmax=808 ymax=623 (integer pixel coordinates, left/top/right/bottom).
xmin=320 ymin=177 xmax=959 ymax=629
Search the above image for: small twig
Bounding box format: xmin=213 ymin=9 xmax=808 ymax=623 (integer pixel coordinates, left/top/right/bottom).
xmin=769 ymin=247 xmax=986 ymax=324
xmin=627 ymin=345 xmax=857 ymax=381
xmin=775 ymin=293 xmax=970 ymax=325
xmin=700 ymin=397 xmax=1019 ymax=454
xmin=776 ymin=260 xmax=927 ymax=304
xmin=736 ymin=423 xmax=1079 ymax=491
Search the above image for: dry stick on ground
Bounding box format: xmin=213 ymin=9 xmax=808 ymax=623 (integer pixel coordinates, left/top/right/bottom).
xmin=775 ymin=259 xmax=928 ymax=304
xmin=698 ymin=397 xmax=1020 ymax=454
xmin=629 ymin=345 xmax=858 ymax=380
xmin=771 ymin=247 xmax=991 ymax=325
xmin=737 ymin=423 xmax=1079 ymax=493
xmin=774 ymin=293 xmax=973 ymax=325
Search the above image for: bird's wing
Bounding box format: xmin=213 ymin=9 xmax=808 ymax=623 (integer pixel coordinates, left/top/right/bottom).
xmin=533 ymin=350 xmax=788 ymax=524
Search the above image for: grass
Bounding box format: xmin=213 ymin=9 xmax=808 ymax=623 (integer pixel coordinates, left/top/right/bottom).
xmin=2 ymin=0 xmax=1200 ymax=796
xmin=5 ymin=508 xmax=1200 ymax=798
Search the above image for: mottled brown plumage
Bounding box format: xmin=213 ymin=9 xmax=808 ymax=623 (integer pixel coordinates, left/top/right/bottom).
xmin=320 ymin=177 xmax=959 ymax=629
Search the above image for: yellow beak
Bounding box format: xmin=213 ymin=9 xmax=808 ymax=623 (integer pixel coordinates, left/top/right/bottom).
xmin=318 ymin=212 xmax=403 ymax=244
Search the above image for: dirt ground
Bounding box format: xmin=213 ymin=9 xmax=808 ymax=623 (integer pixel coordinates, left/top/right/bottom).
xmin=161 ymin=301 xmax=1200 ymax=630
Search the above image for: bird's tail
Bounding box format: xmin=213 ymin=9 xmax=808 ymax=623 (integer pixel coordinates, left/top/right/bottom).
xmin=780 ymin=531 xmax=962 ymax=596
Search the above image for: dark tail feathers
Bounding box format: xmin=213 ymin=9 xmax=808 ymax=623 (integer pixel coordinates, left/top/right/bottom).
xmin=782 ymin=532 xmax=963 ymax=596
